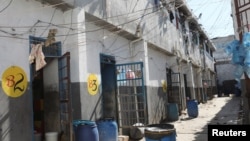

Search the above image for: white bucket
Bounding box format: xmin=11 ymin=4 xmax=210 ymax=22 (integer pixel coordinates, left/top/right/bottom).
xmin=45 ymin=132 xmax=58 ymax=141
xmin=34 ymin=133 xmax=41 ymax=141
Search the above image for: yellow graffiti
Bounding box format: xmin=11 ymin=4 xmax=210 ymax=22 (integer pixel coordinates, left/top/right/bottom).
xmin=162 ymin=80 xmax=167 ymax=93
xmin=87 ymin=74 xmax=99 ymax=95
xmin=2 ymin=66 xmax=28 ymax=98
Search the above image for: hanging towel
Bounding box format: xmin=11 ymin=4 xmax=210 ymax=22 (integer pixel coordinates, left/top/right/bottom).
xmin=29 ymin=43 xmax=47 ymax=71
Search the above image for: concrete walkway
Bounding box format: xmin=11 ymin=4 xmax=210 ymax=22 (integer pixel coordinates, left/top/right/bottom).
xmin=170 ymin=95 xmax=242 ymax=141
xmin=121 ymin=95 xmax=242 ymax=141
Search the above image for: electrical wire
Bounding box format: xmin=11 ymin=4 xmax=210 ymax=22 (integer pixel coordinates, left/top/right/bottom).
xmin=67 ymin=14 xmax=162 ymax=58
xmin=39 ymin=8 xmax=57 ymax=37
xmin=101 ymin=8 xmax=158 ymax=52
xmin=0 ymin=4 xmax=162 ymax=54
xmin=208 ymin=0 xmax=225 ymax=32
xmin=63 ymin=0 xmax=76 ymax=44
xmin=0 ymin=4 xmax=160 ymax=43
xmin=6 ymin=6 xmax=159 ymax=39
xmin=0 ymin=6 xmax=156 ymax=29
xmin=70 ymin=13 xmax=160 ymax=55
xmin=188 ymin=0 xmax=233 ymax=38
xmin=0 ymin=0 xmax=13 ymax=13
xmin=0 ymin=0 xmax=184 ymax=62
xmin=99 ymin=0 xmax=143 ymax=51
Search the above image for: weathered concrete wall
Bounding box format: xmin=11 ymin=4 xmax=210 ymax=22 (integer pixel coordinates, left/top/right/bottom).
xmin=43 ymin=59 xmax=60 ymax=133
xmin=80 ymin=0 xmax=182 ymax=58
xmin=146 ymin=47 xmax=170 ymax=123
xmin=212 ymin=35 xmax=236 ymax=85
xmin=0 ymin=83 xmax=33 ymax=141
xmin=0 ymin=0 xmax=67 ymax=140
xmin=146 ymin=86 xmax=167 ymax=124
xmin=216 ymin=62 xmax=236 ymax=85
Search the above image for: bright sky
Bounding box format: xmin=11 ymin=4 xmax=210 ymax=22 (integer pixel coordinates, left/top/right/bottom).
xmin=186 ymin=0 xmax=234 ymax=39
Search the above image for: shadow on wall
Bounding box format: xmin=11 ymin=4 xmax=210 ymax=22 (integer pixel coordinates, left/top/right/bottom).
xmin=0 ymin=87 xmax=33 ymax=141
xmin=149 ymin=87 xmax=168 ymax=124
xmin=71 ymin=82 xmax=102 ymax=121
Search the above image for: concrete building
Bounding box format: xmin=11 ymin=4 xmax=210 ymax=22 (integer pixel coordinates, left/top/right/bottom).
xmin=0 ymin=0 xmax=216 ymax=140
xmin=231 ymin=0 xmax=250 ymax=124
xmin=212 ymin=35 xmax=237 ymax=96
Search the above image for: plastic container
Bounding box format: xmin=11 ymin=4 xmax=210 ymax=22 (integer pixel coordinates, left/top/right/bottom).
xmin=234 ymin=64 xmax=244 ymax=82
xmin=232 ymin=45 xmax=245 ymax=65
xmin=117 ymin=69 xmax=126 ymax=85
xmin=244 ymin=66 xmax=250 ymax=78
xmin=74 ymin=120 xmax=99 ymax=141
xmin=243 ymin=32 xmax=250 ymax=48
xmin=244 ymin=49 xmax=250 ymax=67
xmin=97 ymin=118 xmax=118 ymax=141
xmin=145 ymin=124 xmax=176 ymax=141
xmin=129 ymin=123 xmax=145 ymax=140
xmin=167 ymin=103 xmax=179 ymax=122
xmin=224 ymin=40 xmax=240 ymax=55
xmin=45 ymin=132 xmax=58 ymax=141
xmin=187 ymin=100 xmax=198 ymax=118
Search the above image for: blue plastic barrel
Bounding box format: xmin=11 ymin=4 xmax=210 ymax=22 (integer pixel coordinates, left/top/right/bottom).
xmin=145 ymin=124 xmax=176 ymax=141
xmin=187 ymin=100 xmax=198 ymax=118
xmin=73 ymin=120 xmax=99 ymax=141
xmin=97 ymin=118 xmax=118 ymax=141
xmin=167 ymin=103 xmax=179 ymax=121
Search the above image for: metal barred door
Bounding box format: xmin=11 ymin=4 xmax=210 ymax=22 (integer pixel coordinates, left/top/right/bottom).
xmin=58 ymin=52 xmax=73 ymax=141
xmin=116 ymin=62 xmax=147 ymax=132
xmin=167 ymin=73 xmax=184 ymax=113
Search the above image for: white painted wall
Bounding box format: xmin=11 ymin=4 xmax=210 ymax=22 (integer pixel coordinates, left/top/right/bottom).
xmin=0 ymin=1 xmax=70 ymax=140
xmin=61 ymin=7 xmax=87 ymax=83
xmin=0 ymin=0 xmax=212 ymax=97
xmin=81 ymin=0 xmax=183 ymax=57
xmin=74 ymin=0 xmax=211 ymax=91
xmin=147 ymin=47 xmax=169 ymax=87
xmin=43 ymin=59 xmax=59 ymax=90
xmin=0 ymin=0 xmax=70 ymax=81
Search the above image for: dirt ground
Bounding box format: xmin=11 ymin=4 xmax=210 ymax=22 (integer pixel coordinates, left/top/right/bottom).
xmin=171 ymin=95 xmax=242 ymax=141
xmin=124 ymin=95 xmax=243 ymax=141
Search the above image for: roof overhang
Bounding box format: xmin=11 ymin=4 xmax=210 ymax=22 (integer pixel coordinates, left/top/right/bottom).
xmin=36 ymin=0 xmax=74 ymax=11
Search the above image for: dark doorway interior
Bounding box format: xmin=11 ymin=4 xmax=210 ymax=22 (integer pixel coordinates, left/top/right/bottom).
xmin=32 ymin=67 xmax=45 ymax=140
xmin=100 ymin=54 xmax=117 ymax=119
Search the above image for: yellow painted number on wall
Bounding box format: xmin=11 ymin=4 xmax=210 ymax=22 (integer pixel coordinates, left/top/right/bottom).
xmin=162 ymin=80 xmax=167 ymax=93
xmin=87 ymin=74 xmax=99 ymax=95
xmin=2 ymin=66 xmax=28 ymax=98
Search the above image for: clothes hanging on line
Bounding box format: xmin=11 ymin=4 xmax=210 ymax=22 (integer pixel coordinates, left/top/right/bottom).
xmin=29 ymin=43 xmax=46 ymax=71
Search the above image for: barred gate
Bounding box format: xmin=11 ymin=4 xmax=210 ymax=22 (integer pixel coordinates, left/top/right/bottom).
xmin=58 ymin=52 xmax=73 ymax=141
xmin=116 ymin=62 xmax=147 ymax=132
xmin=167 ymin=73 xmax=185 ymax=113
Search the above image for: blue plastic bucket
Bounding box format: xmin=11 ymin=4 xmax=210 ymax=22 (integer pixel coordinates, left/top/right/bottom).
xmin=187 ymin=100 xmax=198 ymax=118
xmin=97 ymin=118 xmax=118 ymax=141
xmin=167 ymin=103 xmax=179 ymax=121
xmin=145 ymin=124 xmax=176 ymax=141
xmin=73 ymin=120 xmax=99 ymax=141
